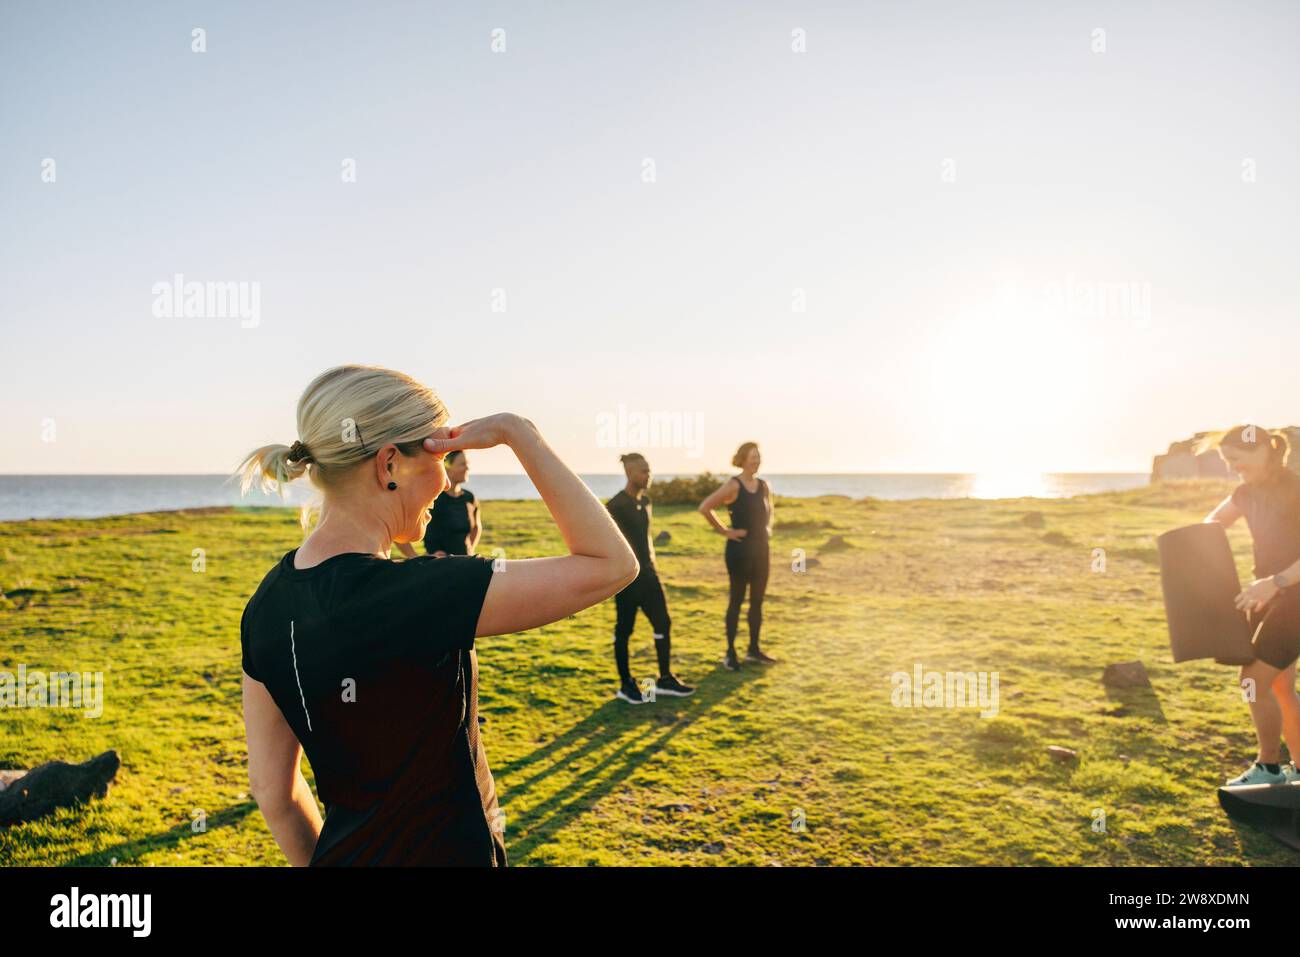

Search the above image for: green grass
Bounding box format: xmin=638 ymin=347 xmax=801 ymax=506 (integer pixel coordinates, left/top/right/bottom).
xmin=1 ymin=480 xmax=1295 ymax=865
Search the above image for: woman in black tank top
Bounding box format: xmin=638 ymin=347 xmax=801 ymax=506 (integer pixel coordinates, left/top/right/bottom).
xmin=396 ymin=450 xmax=481 ymax=559
xmin=698 ymin=441 xmax=775 ymax=670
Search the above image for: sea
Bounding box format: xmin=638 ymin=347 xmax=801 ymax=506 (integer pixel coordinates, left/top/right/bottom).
xmin=0 ymin=473 xmax=1151 ymax=522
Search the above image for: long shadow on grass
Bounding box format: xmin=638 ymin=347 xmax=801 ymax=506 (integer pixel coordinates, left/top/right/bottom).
xmin=496 ymin=664 xmax=755 ymax=859
xmin=1103 ymin=684 xmax=1167 ymax=723
xmin=1220 ymin=816 xmax=1300 ymax=860
xmin=60 ymin=801 xmax=259 ymax=866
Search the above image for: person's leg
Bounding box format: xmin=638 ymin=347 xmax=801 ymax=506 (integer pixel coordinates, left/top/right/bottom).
xmin=1241 ymin=657 xmax=1285 ymax=764
xmin=746 ymin=548 xmax=770 ymax=654
xmin=1270 ymin=663 xmax=1300 ymax=768
xmin=1225 ymin=603 xmax=1300 ymax=784
xmin=613 ymin=584 xmax=637 ymax=687
xmin=724 ymin=544 xmax=748 ymax=654
xmin=642 ymin=575 xmax=673 ymax=679
xmin=1237 ymin=657 xmax=1289 ymax=769
xmin=1255 ymin=596 xmax=1300 ymax=768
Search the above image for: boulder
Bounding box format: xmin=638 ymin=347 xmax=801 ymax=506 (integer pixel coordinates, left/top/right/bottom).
xmin=1102 ymin=660 xmax=1150 ymax=689
xmin=654 ymin=530 xmax=671 ymax=545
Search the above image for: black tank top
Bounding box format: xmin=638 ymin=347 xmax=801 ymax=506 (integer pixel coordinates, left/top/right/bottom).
xmin=727 ymin=476 xmax=768 ymax=545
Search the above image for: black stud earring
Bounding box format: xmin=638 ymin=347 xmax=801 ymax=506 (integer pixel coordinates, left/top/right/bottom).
xmin=387 ymin=481 xmax=397 ymax=491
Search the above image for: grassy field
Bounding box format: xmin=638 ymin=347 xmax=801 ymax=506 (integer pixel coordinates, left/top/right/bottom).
xmin=2 ymin=479 xmax=1296 ymax=866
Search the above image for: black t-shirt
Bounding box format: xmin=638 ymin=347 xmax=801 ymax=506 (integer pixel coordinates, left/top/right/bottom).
xmin=1231 ymin=469 xmax=1300 ymax=578
xmin=424 ymin=489 xmax=476 ymax=556
xmin=239 ymin=549 xmax=503 ymax=865
xmin=606 ymin=489 xmax=655 ymax=576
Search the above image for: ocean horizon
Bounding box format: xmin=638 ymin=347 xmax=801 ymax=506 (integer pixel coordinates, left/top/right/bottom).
xmin=0 ymin=473 xmax=1153 ymax=522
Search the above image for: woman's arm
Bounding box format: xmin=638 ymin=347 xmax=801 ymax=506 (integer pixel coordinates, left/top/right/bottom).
xmin=242 ymin=673 xmax=323 ymax=865
xmin=424 ymin=414 xmax=638 ymax=637
xmin=1205 ymin=494 xmax=1241 ymax=526
xmin=764 ymin=481 xmax=774 ymax=535
xmin=698 ymin=478 xmax=746 ymax=540
xmin=1237 ymin=554 xmax=1300 ymax=613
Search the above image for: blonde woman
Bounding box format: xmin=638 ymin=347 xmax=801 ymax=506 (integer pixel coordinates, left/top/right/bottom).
xmin=1202 ymin=426 xmax=1300 ymax=787
xmin=698 ymin=441 xmax=775 ymax=670
xmin=237 ymin=365 xmax=638 ymax=865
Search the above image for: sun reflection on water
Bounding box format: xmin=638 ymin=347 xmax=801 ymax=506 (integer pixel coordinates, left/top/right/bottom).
xmin=967 ymin=472 xmax=1053 ymax=500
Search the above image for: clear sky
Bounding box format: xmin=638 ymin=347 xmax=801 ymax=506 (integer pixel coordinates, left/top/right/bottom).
xmin=2 ymin=1 xmax=1296 ymax=476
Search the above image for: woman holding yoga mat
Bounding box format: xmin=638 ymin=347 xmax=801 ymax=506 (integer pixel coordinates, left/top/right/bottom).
xmin=698 ymin=441 xmax=775 ymax=671
xmin=236 ymin=365 xmax=638 ymax=865
xmin=1202 ymin=425 xmax=1300 ymax=787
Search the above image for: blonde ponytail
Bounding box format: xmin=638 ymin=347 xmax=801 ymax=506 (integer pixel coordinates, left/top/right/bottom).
xmin=233 ymin=365 xmax=450 ymax=524
xmin=236 ymin=443 xmax=311 ymax=497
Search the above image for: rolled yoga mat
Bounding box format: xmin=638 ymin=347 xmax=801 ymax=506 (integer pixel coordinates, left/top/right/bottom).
xmin=1156 ymin=522 xmax=1255 ymax=665
xmin=1218 ymin=783 xmax=1300 ymax=850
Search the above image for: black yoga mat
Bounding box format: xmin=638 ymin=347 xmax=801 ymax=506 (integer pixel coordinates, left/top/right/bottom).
xmin=1156 ymin=522 xmax=1255 ymax=665
xmin=1218 ymin=784 xmax=1300 ymax=851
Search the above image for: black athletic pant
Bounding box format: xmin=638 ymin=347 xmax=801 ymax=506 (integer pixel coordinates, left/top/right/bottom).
xmin=725 ymin=540 xmax=770 ymax=651
xmin=614 ymin=572 xmax=672 ymax=683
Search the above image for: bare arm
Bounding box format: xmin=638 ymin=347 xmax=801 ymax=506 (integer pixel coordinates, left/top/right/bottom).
xmin=698 ymin=478 xmax=746 ymax=540
xmin=242 ymin=672 xmax=323 ymax=865
xmin=764 ymin=480 xmax=774 ymax=535
xmin=1205 ymin=494 xmax=1242 ymax=526
xmin=1238 ymin=554 xmax=1300 ymax=613
xmin=424 ymin=414 xmax=638 ymax=637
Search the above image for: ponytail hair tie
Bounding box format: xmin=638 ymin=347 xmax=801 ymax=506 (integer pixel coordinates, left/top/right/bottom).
xmin=287 ymin=440 xmax=312 ymax=463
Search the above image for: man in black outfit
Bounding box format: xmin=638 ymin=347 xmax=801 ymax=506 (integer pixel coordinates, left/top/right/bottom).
xmin=605 ymin=453 xmax=694 ymax=703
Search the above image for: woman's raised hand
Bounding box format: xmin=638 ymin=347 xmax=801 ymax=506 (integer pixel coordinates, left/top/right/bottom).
xmin=448 ymin=411 xmax=638 ymax=639
xmin=423 ymin=414 xmax=532 ymax=456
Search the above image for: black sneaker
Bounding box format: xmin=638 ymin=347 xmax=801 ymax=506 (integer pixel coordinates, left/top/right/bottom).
xmin=745 ymin=647 xmax=777 ymax=664
xmin=723 ymin=649 xmax=742 ymax=671
xmin=655 ymin=675 xmax=695 ymax=697
xmin=616 ymin=681 xmax=647 ymax=704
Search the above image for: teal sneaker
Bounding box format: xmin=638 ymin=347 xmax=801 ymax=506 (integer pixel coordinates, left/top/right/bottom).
xmin=1226 ymin=761 xmax=1288 ymax=787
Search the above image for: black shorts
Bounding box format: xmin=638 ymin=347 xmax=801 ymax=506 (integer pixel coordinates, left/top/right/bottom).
xmin=1250 ymin=588 xmax=1300 ymax=670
